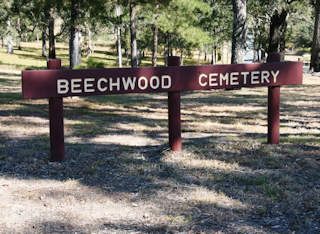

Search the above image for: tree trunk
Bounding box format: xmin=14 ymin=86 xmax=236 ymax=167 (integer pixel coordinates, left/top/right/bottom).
xmin=86 ymin=22 xmax=93 ymax=57
xmin=48 ymin=7 xmax=56 ymax=59
xmin=164 ymin=32 xmax=169 ymax=66
xmin=125 ymin=47 xmax=129 ymax=66
xmin=268 ymin=9 xmax=288 ymax=60
xmin=231 ymin=0 xmax=246 ymax=64
xmin=16 ymin=18 xmax=22 ymax=50
xmin=7 ymin=36 xmax=13 ymax=54
xmin=130 ymin=1 xmax=138 ymax=67
xmin=261 ymin=50 xmax=266 ymax=61
xmin=6 ymin=20 xmax=13 ymax=54
xmin=180 ymin=49 xmax=184 ymax=65
xmin=117 ymin=25 xmax=122 ymax=67
xmin=124 ymin=25 xmax=130 ymax=66
xmin=42 ymin=28 xmax=47 ymax=57
xmin=311 ymin=0 xmax=320 ymax=72
xmin=152 ymin=24 xmax=158 ymax=67
xmin=69 ymin=0 xmax=82 ymax=68
xmin=211 ymin=46 xmax=216 ymax=64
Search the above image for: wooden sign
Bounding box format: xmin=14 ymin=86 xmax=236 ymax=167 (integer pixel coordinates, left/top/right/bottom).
xmin=22 ymin=62 xmax=302 ymax=99
xmin=21 ymin=56 xmax=303 ymax=162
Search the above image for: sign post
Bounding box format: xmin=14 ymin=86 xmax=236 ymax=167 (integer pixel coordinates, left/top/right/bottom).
xmin=22 ymin=58 xmax=303 ymax=161
xmin=267 ymin=53 xmax=281 ymax=144
xmin=47 ymin=59 xmax=65 ymax=161
xmin=168 ymin=56 xmax=182 ymax=151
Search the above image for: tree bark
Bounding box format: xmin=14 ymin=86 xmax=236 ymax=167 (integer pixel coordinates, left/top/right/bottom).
xmin=69 ymin=0 xmax=81 ymax=68
xmin=211 ymin=46 xmax=216 ymax=64
xmin=268 ymin=9 xmax=288 ymax=60
xmin=16 ymin=18 xmax=22 ymax=50
xmin=6 ymin=20 xmax=13 ymax=54
xmin=164 ymin=32 xmax=169 ymax=66
xmin=48 ymin=7 xmax=56 ymax=59
xmin=311 ymin=0 xmax=320 ymax=72
xmin=1 ymin=36 xmax=4 ymax=48
xmin=152 ymin=24 xmax=158 ymax=67
xmin=180 ymin=49 xmax=184 ymax=65
xmin=231 ymin=0 xmax=246 ymax=64
xmin=42 ymin=28 xmax=47 ymax=57
xmin=130 ymin=2 xmax=138 ymax=67
xmin=85 ymin=22 xmax=93 ymax=57
xmin=125 ymin=47 xmax=129 ymax=66
xmin=117 ymin=25 xmax=122 ymax=67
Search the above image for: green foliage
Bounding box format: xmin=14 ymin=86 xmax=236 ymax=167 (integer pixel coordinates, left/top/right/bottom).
xmin=87 ymin=57 xmax=105 ymax=68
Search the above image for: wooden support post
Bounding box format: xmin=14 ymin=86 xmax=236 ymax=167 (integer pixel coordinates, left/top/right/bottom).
xmin=168 ymin=56 xmax=182 ymax=151
xmin=267 ymin=53 xmax=281 ymax=144
xmin=47 ymin=59 xmax=65 ymax=161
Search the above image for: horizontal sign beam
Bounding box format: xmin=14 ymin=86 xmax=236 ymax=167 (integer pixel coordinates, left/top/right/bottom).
xmin=22 ymin=62 xmax=303 ymax=99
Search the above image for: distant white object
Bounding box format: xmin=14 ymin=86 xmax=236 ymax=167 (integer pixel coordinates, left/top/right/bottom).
xmin=243 ymin=33 xmax=255 ymax=63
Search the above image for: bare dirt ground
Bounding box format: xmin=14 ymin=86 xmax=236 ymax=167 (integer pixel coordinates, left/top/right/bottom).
xmin=0 ymin=68 xmax=320 ymax=233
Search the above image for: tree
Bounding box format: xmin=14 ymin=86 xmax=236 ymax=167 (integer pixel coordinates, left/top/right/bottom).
xmin=247 ymin=0 xmax=269 ymax=61
xmin=33 ymin=0 xmax=67 ymax=59
xmin=159 ymin=0 xmax=211 ymax=65
xmin=202 ymin=0 xmax=233 ymax=64
xmin=129 ymin=0 xmax=138 ymax=67
xmin=69 ymin=0 xmax=82 ymax=68
xmin=311 ymin=0 xmax=320 ymax=71
xmin=266 ymin=0 xmax=302 ymax=59
xmin=231 ymin=0 xmax=246 ymax=64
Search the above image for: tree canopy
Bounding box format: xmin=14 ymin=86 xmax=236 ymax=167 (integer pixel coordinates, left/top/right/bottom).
xmin=0 ymin=0 xmax=315 ymax=66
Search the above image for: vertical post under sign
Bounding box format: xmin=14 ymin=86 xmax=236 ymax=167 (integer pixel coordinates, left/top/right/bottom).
xmin=47 ymin=59 xmax=65 ymax=161
xmin=168 ymin=56 xmax=182 ymax=151
xmin=267 ymin=53 xmax=281 ymax=144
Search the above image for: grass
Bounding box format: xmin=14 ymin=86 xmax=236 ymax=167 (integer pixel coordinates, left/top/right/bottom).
xmin=0 ymin=43 xmax=320 ymax=233
xmin=0 ymin=42 xmax=209 ymax=71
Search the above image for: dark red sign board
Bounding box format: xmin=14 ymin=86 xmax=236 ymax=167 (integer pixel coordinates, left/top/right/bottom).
xmin=22 ymin=62 xmax=303 ymax=99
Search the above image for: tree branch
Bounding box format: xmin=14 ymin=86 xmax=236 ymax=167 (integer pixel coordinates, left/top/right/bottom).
xmin=55 ymin=23 xmax=67 ymax=37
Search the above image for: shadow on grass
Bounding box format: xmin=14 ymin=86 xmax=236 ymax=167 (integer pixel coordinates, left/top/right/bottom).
xmin=1 ymin=83 xmax=320 ymax=232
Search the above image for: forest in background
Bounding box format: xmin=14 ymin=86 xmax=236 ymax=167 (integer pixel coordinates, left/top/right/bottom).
xmin=0 ymin=0 xmax=317 ymax=69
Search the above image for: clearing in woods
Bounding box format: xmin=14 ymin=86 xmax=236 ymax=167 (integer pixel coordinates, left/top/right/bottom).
xmin=0 ymin=43 xmax=319 ymax=233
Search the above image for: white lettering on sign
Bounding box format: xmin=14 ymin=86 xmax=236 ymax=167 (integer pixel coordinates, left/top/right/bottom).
xmin=271 ymin=70 xmax=279 ymax=82
xmin=251 ymin=71 xmax=260 ymax=84
xmin=150 ymin=76 xmax=160 ymax=89
xmin=109 ymin=77 xmax=120 ymax=91
xmin=97 ymin=78 xmax=108 ymax=92
xmin=199 ymin=73 xmax=208 ymax=87
xmin=219 ymin=73 xmax=229 ymax=86
xmin=162 ymin=75 xmax=171 ymax=89
xmin=199 ymin=73 xmax=207 ymax=87
xmin=209 ymin=73 xmax=218 ymax=86
xmin=56 ymin=75 xmax=172 ymax=95
xmin=138 ymin=76 xmax=148 ymax=90
xmin=84 ymin=78 xmax=95 ymax=92
xmin=197 ymin=70 xmax=281 ymax=88
xmin=71 ymin=79 xmax=82 ymax=93
xmin=230 ymin=72 xmax=239 ymax=86
xmin=261 ymin=71 xmax=270 ymax=83
xmin=241 ymin=72 xmax=250 ymax=84
xmin=122 ymin=77 xmax=136 ymax=90
xmin=57 ymin=79 xmax=69 ymax=94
